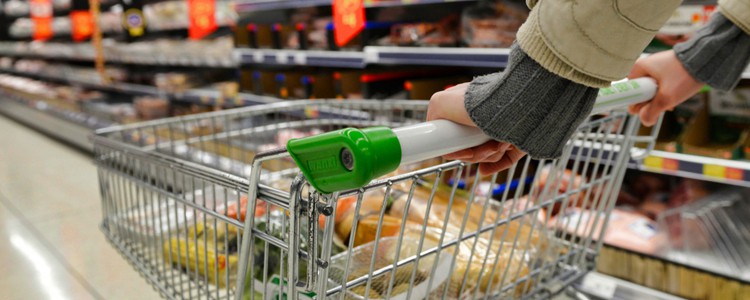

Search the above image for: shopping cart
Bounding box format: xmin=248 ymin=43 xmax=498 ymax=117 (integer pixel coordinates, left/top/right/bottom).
xmin=93 ymin=78 xmax=661 ymax=300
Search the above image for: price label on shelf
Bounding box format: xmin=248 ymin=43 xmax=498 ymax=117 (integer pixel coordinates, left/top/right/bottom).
xmin=275 ymin=52 xmax=289 ymax=64
xmin=252 ymin=51 xmax=264 ymax=63
xmin=293 ymin=52 xmax=307 ymax=65
xmin=580 ymin=273 xmax=617 ymax=299
xmin=643 ymin=156 xmax=678 ymax=172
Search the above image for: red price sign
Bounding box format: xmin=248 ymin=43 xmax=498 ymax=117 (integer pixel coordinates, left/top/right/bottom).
xmin=188 ymin=0 xmax=217 ymax=40
xmin=70 ymin=10 xmax=94 ymax=42
xmin=332 ymin=0 xmax=365 ymax=47
xmin=30 ymin=0 xmax=53 ymax=41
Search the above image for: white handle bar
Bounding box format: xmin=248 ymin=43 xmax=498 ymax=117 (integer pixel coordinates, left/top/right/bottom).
xmin=395 ymin=77 xmax=658 ymax=165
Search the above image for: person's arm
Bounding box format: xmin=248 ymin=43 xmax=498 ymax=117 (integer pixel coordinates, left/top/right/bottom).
xmin=427 ymin=0 xmax=681 ymax=173
xmin=629 ymin=10 xmax=750 ymax=126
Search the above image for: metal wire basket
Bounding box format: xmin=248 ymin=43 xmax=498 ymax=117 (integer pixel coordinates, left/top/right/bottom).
xmin=93 ymin=78 xmax=660 ymax=300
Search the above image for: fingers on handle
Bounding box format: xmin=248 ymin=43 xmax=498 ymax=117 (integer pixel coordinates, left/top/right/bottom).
xmin=443 ymin=148 xmax=475 ymax=160
xmin=478 ymin=148 xmax=527 ymax=175
xmin=627 ymin=60 xmax=648 ymax=79
xmin=639 ymin=91 xmax=671 ymax=126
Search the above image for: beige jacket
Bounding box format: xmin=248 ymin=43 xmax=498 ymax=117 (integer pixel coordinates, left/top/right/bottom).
xmin=517 ymin=0 xmax=750 ymax=88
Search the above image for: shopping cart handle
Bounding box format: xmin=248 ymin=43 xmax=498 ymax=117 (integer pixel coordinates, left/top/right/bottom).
xmin=287 ymin=77 xmax=657 ymax=194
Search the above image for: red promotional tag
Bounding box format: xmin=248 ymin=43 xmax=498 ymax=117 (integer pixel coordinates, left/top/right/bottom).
xmin=30 ymin=0 xmax=54 ymax=41
xmin=332 ymin=0 xmax=365 ymax=47
xmin=188 ymin=0 xmax=217 ymax=40
xmin=70 ymin=10 xmax=94 ymax=41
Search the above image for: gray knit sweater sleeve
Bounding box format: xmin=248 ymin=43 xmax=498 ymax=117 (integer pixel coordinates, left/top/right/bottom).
xmin=464 ymin=44 xmax=598 ymax=159
xmin=674 ymin=12 xmax=750 ymax=91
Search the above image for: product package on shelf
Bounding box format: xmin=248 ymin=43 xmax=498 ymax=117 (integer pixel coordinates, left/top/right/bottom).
xmin=636 ymin=93 xmax=705 ymax=152
xmin=595 ymin=170 xmax=750 ymax=300
xmin=681 ymin=101 xmax=749 ymax=160
xmin=375 ymin=14 xmax=461 ymax=47
xmin=405 ymin=76 xmax=470 ymax=100
xmin=647 ymin=4 xmax=715 ymax=51
xmin=251 ymin=71 xmax=279 ymax=97
xmin=461 ymin=1 xmax=528 ymax=48
xmin=134 ymin=97 xmax=169 ymax=120
xmin=333 ymin=69 xmax=456 ymax=100
xmin=326 ymin=21 xmax=394 ymax=51
xmin=82 ymin=102 xmax=137 ymax=124
xmin=275 ymin=72 xmax=305 ymax=99
xmin=709 ymin=79 xmax=750 ymax=123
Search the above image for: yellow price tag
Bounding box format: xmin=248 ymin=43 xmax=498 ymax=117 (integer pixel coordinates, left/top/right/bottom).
xmin=643 ymin=156 xmax=663 ymax=169
xmin=703 ymin=164 xmax=726 ymax=178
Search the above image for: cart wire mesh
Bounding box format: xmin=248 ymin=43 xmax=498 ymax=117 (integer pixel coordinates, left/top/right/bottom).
xmin=93 ymin=99 xmax=642 ymax=300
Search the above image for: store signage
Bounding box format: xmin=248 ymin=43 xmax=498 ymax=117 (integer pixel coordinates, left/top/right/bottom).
xmin=188 ymin=0 xmax=217 ymax=40
xmin=332 ymin=0 xmax=365 ymax=46
xmin=30 ymin=0 xmax=54 ymax=41
xmin=70 ymin=10 xmax=94 ymax=41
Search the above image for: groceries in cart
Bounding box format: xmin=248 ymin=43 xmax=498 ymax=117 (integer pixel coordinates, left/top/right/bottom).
xmin=141 ymin=162 xmax=596 ymax=298
xmin=311 ymin=161 xmax=619 ymax=299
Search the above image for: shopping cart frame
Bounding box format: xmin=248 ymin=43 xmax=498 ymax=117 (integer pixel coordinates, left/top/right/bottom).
xmin=93 ymin=79 xmax=661 ymax=300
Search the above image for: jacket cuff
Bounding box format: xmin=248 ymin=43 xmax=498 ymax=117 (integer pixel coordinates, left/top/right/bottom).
xmin=674 ymin=12 xmax=750 ymax=91
xmin=464 ymin=45 xmax=599 ymax=159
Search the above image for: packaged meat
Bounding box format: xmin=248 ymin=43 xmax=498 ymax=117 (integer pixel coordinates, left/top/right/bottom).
xmin=376 ymin=14 xmax=459 ymax=47
xmin=550 ymin=208 xmax=665 ymax=255
xmin=134 ymin=97 xmax=169 ymax=120
xmin=461 ymin=1 xmax=527 ymax=48
xmin=532 ymin=165 xmax=588 ymax=216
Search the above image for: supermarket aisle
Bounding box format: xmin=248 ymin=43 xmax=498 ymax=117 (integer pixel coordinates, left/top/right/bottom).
xmin=0 ymin=116 xmax=161 ymax=300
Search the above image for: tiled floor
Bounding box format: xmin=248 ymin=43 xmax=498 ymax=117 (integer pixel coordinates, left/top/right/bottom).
xmin=0 ymin=116 xmax=161 ymax=300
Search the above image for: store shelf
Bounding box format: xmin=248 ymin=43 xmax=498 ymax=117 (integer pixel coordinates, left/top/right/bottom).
xmin=373 ymin=46 xmax=509 ymax=67
xmin=632 ymin=150 xmax=750 ymax=188
xmin=604 ymin=244 xmax=750 ymax=285
xmin=176 ymin=88 xmax=280 ymax=107
xmin=0 ymin=67 xmax=280 ymax=107
xmin=234 ymin=46 xmax=509 ymax=68
xmin=234 ymin=48 xmax=366 ymax=68
xmin=0 ymin=42 xmax=237 ymax=68
xmin=0 ymin=93 xmax=114 ymax=151
xmin=2 ymin=0 xmax=119 ymax=19
xmin=234 ymin=0 xmax=476 ymax=12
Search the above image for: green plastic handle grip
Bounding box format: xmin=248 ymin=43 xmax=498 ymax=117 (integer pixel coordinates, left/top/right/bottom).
xmin=287 ymin=127 xmax=402 ymax=194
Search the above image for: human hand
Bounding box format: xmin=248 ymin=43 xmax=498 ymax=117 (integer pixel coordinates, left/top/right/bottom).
xmin=627 ymin=50 xmax=705 ymax=126
xmin=426 ymin=82 xmax=527 ymax=175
